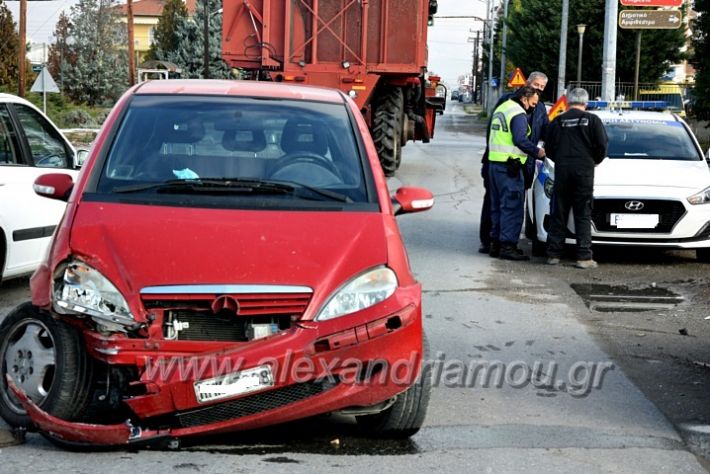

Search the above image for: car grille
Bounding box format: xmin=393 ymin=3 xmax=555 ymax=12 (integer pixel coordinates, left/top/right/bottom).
xmin=141 ymin=292 xmax=312 ymax=342
xmin=592 ymin=199 xmax=686 ymax=233
xmin=173 ymin=381 xmax=336 ymax=428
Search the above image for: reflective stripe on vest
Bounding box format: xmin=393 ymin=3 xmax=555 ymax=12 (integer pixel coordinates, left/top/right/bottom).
xmin=488 ymin=100 xmax=530 ymax=164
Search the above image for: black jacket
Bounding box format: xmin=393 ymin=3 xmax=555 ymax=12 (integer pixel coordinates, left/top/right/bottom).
xmin=545 ymin=108 xmax=608 ymax=169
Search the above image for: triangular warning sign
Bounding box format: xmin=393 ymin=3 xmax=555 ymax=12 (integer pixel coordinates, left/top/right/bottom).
xmin=507 ymin=67 xmax=526 ymax=88
xmin=30 ymin=67 xmax=60 ymax=93
xmin=548 ymin=95 xmax=568 ymax=121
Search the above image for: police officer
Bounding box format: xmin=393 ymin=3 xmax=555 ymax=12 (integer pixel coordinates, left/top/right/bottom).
xmin=488 ymin=86 xmax=546 ymax=260
xmin=479 ymin=72 xmax=549 ymax=254
xmin=545 ymin=88 xmax=608 ymax=269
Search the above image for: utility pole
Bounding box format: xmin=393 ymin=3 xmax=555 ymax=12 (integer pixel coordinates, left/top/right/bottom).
xmin=556 ymin=0 xmax=569 ymax=99
xmin=601 ymin=0 xmax=618 ymax=101
xmin=127 ymin=0 xmax=136 ymax=85
xmin=633 ymin=31 xmax=642 ymax=100
xmin=203 ymin=0 xmax=210 ymax=79
xmin=498 ymin=0 xmax=509 ymax=101
xmin=18 ymin=0 xmax=26 ymax=97
xmin=486 ymin=0 xmax=497 ymax=113
xmin=474 ymin=30 xmax=480 ymax=103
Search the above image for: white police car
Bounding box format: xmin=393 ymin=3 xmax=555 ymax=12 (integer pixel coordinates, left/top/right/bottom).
xmin=525 ymin=101 xmax=710 ymax=261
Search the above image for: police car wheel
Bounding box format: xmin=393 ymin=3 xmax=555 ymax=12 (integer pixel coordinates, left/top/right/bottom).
xmin=697 ymin=248 xmax=710 ymax=263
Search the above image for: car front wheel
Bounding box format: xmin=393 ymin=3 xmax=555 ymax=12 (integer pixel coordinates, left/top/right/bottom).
xmin=697 ymin=248 xmax=710 ymax=263
xmin=356 ymin=336 xmax=431 ymax=438
xmin=0 ymin=302 xmax=94 ymax=428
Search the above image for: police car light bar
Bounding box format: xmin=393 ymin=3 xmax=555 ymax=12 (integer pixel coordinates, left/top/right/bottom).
xmin=586 ymin=100 xmax=669 ymax=111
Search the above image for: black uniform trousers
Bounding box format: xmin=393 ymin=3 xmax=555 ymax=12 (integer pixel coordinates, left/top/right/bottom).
xmin=480 ymin=160 xmax=492 ymax=247
xmin=546 ymin=165 xmax=594 ymax=260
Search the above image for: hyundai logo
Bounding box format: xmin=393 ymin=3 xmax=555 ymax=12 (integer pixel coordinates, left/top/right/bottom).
xmin=624 ymin=200 xmax=645 ymax=211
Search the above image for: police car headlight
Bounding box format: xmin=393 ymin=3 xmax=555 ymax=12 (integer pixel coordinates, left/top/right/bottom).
xmin=316 ymin=267 xmax=398 ymax=321
xmin=687 ymin=186 xmax=710 ymax=205
xmin=543 ymin=177 xmax=554 ymax=198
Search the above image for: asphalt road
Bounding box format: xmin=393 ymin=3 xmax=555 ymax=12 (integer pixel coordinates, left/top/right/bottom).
xmin=1 ymin=101 xmax=709 ymax=473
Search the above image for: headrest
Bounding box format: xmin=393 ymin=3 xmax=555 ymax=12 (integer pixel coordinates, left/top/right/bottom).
xmin=159 ymin=116 xmax=205 ymax=144
xmin=280 ymin=119 xmax=327 ymax=155
xmin=222 ymin=127 xmax=267 ymax=153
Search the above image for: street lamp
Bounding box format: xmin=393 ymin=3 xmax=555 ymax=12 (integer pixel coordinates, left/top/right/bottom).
xmin=576 ymin=24 xmax=586 ymax=88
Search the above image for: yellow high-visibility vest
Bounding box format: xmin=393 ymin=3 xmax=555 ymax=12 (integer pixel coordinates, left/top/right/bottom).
xmin=488 ymin=99 xmax=531 ymax=164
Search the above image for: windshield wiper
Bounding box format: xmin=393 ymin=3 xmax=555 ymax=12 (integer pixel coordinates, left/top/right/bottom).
xmin=268 ymin=179 xmax=352 ymax=203
xmin=113 ymin=178 xmax=294 ymax=195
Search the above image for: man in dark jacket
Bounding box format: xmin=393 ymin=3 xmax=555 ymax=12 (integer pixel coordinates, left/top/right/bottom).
xmin=544 ymin=88 xmax=608 ymax=269
xmin=479 ymin=72 xmax=549 ymax=254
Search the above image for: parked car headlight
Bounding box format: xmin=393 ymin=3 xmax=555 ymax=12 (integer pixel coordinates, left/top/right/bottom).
xmin=54 ymin=260 xmax=134 ymax=323
xmin=687 ymin=186 xmax=710 ymax=205
xmin=316 ymin=267 xmax=398 ymax=321
xmin=543 ymin=177 xmax=554 ymax=198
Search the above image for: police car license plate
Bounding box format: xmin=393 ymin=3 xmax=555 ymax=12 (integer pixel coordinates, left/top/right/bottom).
xmin=194 ymin=365 xmax=274 ymax=403
xmin=610 ymin=213 xmax=659 ymax=229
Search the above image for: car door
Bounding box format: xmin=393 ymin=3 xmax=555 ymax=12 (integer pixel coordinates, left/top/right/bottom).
xmin=0 ymin=101 xmax=77 ymax=279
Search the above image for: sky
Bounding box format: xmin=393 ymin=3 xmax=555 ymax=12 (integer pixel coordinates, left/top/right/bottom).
xmin=7 ymin=0 xmax=490 ymax=86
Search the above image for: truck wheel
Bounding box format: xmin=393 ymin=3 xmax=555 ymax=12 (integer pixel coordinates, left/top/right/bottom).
xmin=373 ymin=87 xmax=404 ymax=177
xmin=356 ymin=335 xmax=431 ymax=438
xmin=0 ymin=303 xmax=94 ymax=428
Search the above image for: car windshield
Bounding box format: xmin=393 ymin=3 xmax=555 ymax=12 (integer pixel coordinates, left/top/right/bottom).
xmin=604 ymin=119 xmax=701 ymax=161
xmin=95 ymin=95 xmax=371 ymax=205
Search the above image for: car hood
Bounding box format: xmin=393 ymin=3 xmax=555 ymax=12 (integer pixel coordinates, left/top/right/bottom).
xmin=595 ymin=159 xmax=710 ymax=190
xmin=69 ymin=202 xmax=388 ymax=297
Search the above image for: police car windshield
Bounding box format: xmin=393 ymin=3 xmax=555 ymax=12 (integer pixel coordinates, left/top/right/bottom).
xmin=604 ymin=119 xmax=702 ymax=161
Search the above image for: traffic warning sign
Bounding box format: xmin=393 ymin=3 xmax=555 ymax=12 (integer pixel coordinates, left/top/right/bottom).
xmin=508 ymin=67 xmax=527 ymax=88
xmin=548 ymin=95 xmax=568 ymax=121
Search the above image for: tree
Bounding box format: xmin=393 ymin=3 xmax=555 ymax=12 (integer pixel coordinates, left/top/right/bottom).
xmin=0 ymin=0 xmax=20 ymax=91
xmin=161 ymin=0 xmax=232 ymax=79
xmin=47 ymin=12 xmax=75 ymax=92
xmin=691 ymin=0 xmax=710 ymax=120
xmin=497 ymin=0 xmax=686 ymax=99
xmin=146 ymin=0 xmax=188 ymax=61
xmin=62 ymin=0 xmax=129 ymax=105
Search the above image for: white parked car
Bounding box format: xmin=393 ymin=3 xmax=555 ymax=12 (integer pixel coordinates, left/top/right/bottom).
xmin=0 ymin=93 xmax=84 ymax=281
xmin=526 ymin=106 xmax=710 ymax=261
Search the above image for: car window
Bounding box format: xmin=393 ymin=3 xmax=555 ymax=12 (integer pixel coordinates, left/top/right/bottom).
xmin=12 ymin=104 xmax=70 ymax=168
xmin=96 ymin=95 xmax=370 ymax=204
xmin=0 ymin=105 xmax=22 ymax=165
xmin=604 ymin=119 xmax=701 ymax=161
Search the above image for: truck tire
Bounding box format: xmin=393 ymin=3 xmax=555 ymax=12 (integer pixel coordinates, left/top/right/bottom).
xmin=373 ymin=87 xmax=404 ymax=177
xmin=356 ymin=335 xmax=431 ymax=438
xmin=0 ymin=303 xmax=94 ymax=429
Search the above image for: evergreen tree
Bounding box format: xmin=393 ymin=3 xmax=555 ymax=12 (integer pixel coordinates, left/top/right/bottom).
xmin=496 ymin=0 xmax=686 ymax=98
xmin=163 ymin=0 xmax=232 ymax=79
xmin=47 ymin=12 xmax=75 ymax=92
xmin=0 ymin=0 xmax=20 ymax=91
xmin=146 ymin=0 xmax=188 ymax=60
xmin=63 ymin=0 xmax=129 ymax=105
xmin=691 ymin=0 xmax=710 ymax=120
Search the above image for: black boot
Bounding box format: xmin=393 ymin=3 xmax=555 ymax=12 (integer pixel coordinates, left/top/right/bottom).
xmin=489 ymin=240 xmax=500 ymax=258
xmin=499 ymin=244 xmax=530 ymax=261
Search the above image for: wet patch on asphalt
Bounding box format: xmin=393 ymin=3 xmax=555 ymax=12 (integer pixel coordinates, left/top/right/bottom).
xmin=571 ymin=283 xmax=685 ymax=312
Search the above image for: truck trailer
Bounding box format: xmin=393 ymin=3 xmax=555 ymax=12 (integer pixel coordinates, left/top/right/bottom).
xmin=222 ymin=0 xmax=441 ymax=176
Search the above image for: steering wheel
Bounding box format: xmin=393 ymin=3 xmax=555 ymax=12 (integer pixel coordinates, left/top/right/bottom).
xmin=269 ymin=152 xmax=342 ymax=180
xmin=35 ymin=154 xmax=64 ymax=167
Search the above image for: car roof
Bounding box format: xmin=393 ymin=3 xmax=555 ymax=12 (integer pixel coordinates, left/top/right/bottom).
xmin=591 ymin=109 xmax=682 ymax=122
xmin=0 ymin=93 xmax=35 ymax=107
xmin=133 ymin=79 xmax=347 ymax=104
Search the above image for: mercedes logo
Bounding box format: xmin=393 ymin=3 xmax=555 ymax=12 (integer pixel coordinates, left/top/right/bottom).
xmin=624 ymin=200 xmax=645 ymax=211
xmin=211 ymin=295 xmax=240 ymax=315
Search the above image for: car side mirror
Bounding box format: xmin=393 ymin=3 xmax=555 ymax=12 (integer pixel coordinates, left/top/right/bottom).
xmin=75 ymin=148 xmax=89 ymax=168
xmin=34 ymin=173 xmax=74 ymax=202
xmin=393 ymin=186 xmax=434 ymax=215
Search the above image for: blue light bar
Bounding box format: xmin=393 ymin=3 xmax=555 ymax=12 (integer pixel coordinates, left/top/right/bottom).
xmin=586 ymin=100 xmax=669 ymax=110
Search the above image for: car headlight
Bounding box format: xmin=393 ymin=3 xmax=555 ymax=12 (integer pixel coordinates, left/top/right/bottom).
xmin=687 ymin=186 xmax=710 ymax=205
xmin=54 ymin=260 xmax=135 ymax=327
xmin=543 ymin=177 xmax=554 ymax=198
xmin=316 ymin=267 xmax=398 ymax=321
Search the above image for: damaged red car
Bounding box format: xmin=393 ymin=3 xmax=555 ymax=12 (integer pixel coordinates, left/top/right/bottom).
xmin=0 ymin=80 xmax=434 ymax=448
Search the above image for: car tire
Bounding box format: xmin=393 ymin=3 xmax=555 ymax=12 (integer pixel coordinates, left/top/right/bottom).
xmin=372 ymin=87 xmax=404 ymax=177
xmin=525 ymin=199 xmax=546 ymax=257
xmin=0 ymin=302 xmax=94 ymax=428
xmin=356 ymin=335 xmax=431 ymax=439
xmin=696 ymin=248 xmax=710 ymax=263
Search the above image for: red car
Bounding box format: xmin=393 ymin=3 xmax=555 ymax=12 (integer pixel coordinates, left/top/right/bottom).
xmin=0 ymin=80 xmax=433 ymax=448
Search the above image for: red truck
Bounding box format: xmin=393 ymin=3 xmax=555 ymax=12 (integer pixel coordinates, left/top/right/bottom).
xmin=222 ymin=0 xmax=441 ymax=176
